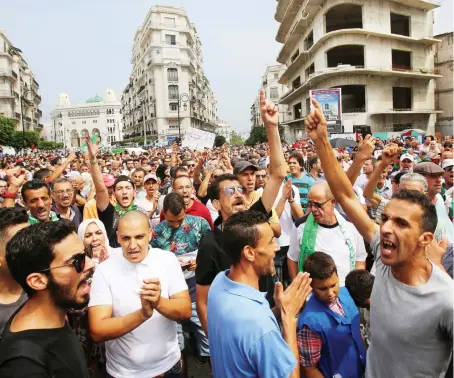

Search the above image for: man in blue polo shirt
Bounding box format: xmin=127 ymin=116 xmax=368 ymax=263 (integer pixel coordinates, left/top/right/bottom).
xmin=208 ymin=211 xmax=312 ymax=378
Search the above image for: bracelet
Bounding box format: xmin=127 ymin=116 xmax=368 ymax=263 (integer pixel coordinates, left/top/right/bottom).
xmin=3 ymin=191 xmax=17 ymax=199
xmin=89 ymin=160 xmax=98 ymax=165
xmin=288 ymin=200 xmax=294 ymax=204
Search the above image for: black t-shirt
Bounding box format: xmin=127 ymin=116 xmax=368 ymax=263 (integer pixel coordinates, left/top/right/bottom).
xmin=98 ymin=203 xmax=118 ymax=247
xmin=196 ymin=198 xmax=269 ymax=286
xmin=0 ymin=307 xmax=89 ymax=378
xmin=0 ymin=292 xmax=27 ymax=342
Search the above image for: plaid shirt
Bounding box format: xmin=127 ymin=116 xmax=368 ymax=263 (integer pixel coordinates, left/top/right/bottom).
xmin=297 ymin=299 xmax=345 ymax=367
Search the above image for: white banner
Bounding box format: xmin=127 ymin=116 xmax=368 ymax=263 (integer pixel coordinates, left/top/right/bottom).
xmin=182 ymin=126 xmax=216 ymax=150
xmin=330 ymin=133 xmax=357 ymax=140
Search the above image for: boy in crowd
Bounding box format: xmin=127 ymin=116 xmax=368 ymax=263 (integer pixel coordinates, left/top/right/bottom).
xmin=297 ymin=252 xmax=366 ymax=378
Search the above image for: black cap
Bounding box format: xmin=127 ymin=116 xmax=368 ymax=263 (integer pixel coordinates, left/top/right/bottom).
xmin=113 ymin=175 xmax=135 ymax=189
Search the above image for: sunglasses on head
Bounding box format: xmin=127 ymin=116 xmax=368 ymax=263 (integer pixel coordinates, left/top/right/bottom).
xmin=223 ymin=185 xmax=244 ymax=196
xmin=256 ymin=174 xmax=267 ymax=178
xmin=444 ymin=166 xmax=453 ymax=172
xmin=39 ymin=252 xmax=87 ymax=274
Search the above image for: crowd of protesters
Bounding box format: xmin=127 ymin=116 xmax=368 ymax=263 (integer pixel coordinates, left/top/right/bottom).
xmin=0 ymin=88 xmax=452 ymax=378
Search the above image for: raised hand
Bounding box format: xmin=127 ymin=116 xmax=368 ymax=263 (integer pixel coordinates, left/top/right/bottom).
xmin=357 ymin=135 xmax=376 ymax=158
xmin=305 ymin=98 xmax=328 ymax=142
xmin=259 ymin=88 xmax=279 ymax=128
xmin=86 ymin=136 xmax=100 ymax=161
xmin=282 ymin=179 xmax=293 ymax=201
xmin=67 ymin=152 xmax=77 ymax=162
xmin=381 ymin=144 xmax=401 ymax=166
xmin=274 ymin=272 xmax=312 ymax=318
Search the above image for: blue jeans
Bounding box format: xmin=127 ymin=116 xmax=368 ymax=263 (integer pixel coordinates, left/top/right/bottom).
xmin=177 ymin=301 xmax=210 ymax=357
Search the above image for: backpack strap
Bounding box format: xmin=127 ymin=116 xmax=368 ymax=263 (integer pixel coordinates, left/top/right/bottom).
xmin=0 ymin=339 xmax=51 ymax=376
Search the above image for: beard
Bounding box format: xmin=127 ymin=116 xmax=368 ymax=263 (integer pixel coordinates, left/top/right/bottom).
xmin=47 ymin=273 xmax=89 ymax=311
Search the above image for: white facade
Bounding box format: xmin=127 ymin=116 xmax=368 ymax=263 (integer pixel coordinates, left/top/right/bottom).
xmin=215 ymin=120 xmax=231 ymax=143
xmin=250 ymin=65 xmax=289 ymax=138
xmin=434 ymin=32 xmax=453 ymax=136
xmin=274 ymin=0 xmax=441 ymax=138
xmin=50 ymin=89 xmax=123 ymax=148
xmin=0 ymin=29 xmax=43 ymax=133
xmin=122 ymin=6 xmax=218 ymax=145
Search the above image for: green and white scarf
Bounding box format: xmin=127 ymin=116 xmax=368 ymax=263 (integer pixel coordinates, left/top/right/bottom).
xmin=299 ymin=210 xmax=356 ymax=272
xmin=28 ymin=210 xmax=59 ymax=225
xmin=114 ymin=203 xmax=138 ymax=217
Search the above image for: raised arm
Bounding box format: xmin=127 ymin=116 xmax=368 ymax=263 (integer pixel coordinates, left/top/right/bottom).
xmin=259 ymin=88 xmax=287 ymax=213
xmin=2 ymin=168 xmax=26 ymax=208
xmin=47 ymin=153 xmax=76 ymax=183
xmin=363 ymin=145 xmax=399 ymax=207
xmin=198 ymin=167 xmax=213 ymax=199
xmin=345 ymin=135 xmax=375 ymax=185
xmin=86 ymin=137 xmax=110 ymax=212
xmin=193 ymin=156 xmax=204 ymax=185
xmin=305 ymin=100 xmax=378 ymax=243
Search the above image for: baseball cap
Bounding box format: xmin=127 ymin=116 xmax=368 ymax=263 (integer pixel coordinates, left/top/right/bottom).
xmin=102 ymin=174 xmax=115 ymax=187
xmin=233 ymin=161 xmax=260 ymax=175
xmin=113 ymin=175 xmax=136 ymax=189
xmin=144 ymin=173 xmax=158 ymax=183
xmin=413 ymin=162 xmax=444 ymax=175
xmin=400 ymin=153 xmax=414 ymax=162
xmin=442 ymin=158 xmax=454 ymax=170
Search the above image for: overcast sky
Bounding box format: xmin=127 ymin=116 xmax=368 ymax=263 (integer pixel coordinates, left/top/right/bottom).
xmin=0 ymin=0 xmax=452 ymax=135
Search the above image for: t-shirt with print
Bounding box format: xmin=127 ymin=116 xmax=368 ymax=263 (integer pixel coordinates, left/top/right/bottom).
xmin=365 ymin=232 xmax=453 ymax=378
xmin=151 ymin=215 xmax=210 ymax=301
xmin=285 ymin=173 xmax=314 ymax=212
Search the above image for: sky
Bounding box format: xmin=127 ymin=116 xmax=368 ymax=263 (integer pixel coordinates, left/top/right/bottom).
xmin=0 ymin=0 xmax=452 ymax=136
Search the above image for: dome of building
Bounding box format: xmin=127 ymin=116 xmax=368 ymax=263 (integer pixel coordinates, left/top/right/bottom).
xmin=57 ymin=93 xmax=71 ymax=108
xmin=86 ymin=95 xmax=103 ymax=103
xmin=104 ymin=89 xmax=117 ymax=103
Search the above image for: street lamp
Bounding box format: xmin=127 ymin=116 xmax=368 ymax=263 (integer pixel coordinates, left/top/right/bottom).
xmin=20 ymin=88 xmax=34 ymax=153
xmin=177 ymin=93 xmax=189 ymax=140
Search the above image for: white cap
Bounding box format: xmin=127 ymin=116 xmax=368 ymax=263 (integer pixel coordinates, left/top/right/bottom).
xmin=442 ymin=158 xmax=454 ymax=169
xmin=400 ymin=153 xmax=414 ymax=162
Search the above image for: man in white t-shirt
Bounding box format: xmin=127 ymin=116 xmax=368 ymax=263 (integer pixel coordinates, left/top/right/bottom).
xmin=288 ymin=182 xmax=367 ymax=286
xmin=134 ymin=174 xmax=161 ymax=227
xmin=88 ymin=211 xmax=191 ymax=378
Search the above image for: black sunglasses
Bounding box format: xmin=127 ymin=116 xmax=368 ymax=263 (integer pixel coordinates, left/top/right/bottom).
xmin=308 ymin=198 xmax=333 ymax=209
xmin=223 ymin=185 xmax=244 ymax=196
xmin=39 ymin=252 xmax=87 ymax=274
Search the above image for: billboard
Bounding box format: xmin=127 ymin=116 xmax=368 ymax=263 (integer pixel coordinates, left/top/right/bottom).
xmin=181 ymin=126 xmax=216 ymax=150
xmin=310 ymin=88 xmax=342 ymax=125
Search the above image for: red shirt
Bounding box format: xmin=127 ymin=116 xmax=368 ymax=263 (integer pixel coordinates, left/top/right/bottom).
xmin=160 ymin=198 xmax=213 ymax=229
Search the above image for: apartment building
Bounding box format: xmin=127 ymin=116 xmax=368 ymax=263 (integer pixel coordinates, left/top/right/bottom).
xmin=50 ymin=89 xmax=123 ymax=148
xmin=0 ymin=29 xmax=43 ymax=132
xmin=121 ymin=6 xmax=218 ymax=145
xmin=215 ymin=120 xmax=231 ymax=143
xmin=274 ymin=0 xmax=441 ymax=138
xmin=434 ymin=32 xmax=453 ymax=136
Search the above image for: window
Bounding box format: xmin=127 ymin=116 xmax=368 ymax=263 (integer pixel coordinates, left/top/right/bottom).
xmin=274 ymin=73 xmax=279 ymax=79
xmin=72 ymin=121 xmax=76 ymax=125
xmin=292 ymin=76 xmax=301 ymax=89
xmin=392 ymin=50 xmax=411 ymax=71
xmin=305 ymin=63 xmax=315 ymax=78
xmin=293 ymin=103 xmax=302 ymax=119
xmin=170 ymin=103 xmax=178 ymax=111
xmin=168 ymin=85 xmax=179 ymax=99
xmin=270 ymin=87 xmax=279 ymax=100
xmin=164 ymin=17 xmax=176 ymax=27
xmin=169 ymin=125 xmax=179 ymax=129
xmin=393 ymin=87 xmax=412 ymax=110
xmin=165 ymin=34 xmax=176 ymax=45
xmin=291 ymin=50 xmax=299 ymax=63
xmin=304 ymin=31 xmax=314 ymax=50
xmin=82 ymin=121 xmax=86 ymax=124
xmin=391 ymin=13 xmax=410 ymax=36
xmin=93 ymin=120 xmax=97 ymax=123
xmin=167 ymin=68 xmax=178 ymax=82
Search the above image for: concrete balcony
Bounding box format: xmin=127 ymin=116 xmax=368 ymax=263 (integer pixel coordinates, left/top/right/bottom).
xmin=278 ymin=29 xmax=442 ymax=80
xmin=390 ymin=0 xmax=439 ymax=10
xmin=0 ymin=90 xmax=15 ymax=100
xmin=279 ymin=65 xmax=442 ymax=104
xmin=369 ymin=109 xmax=443 ymax=115
xmin=275 ymin=0 xmax=292 ymax=22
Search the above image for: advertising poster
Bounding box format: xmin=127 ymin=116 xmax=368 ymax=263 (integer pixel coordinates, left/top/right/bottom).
xmin=310 ymin=88 xmax=342 ymax=125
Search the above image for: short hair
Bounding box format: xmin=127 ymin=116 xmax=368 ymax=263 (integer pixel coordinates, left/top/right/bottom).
xmin=307 ymin=155 xmax=320 ymax=170
xmin=163 ymin=192 xmax=185 ymax=215
xmin=366 ymin=157 xmax=378 ymax=168
xmin=173 ymin=175 xmax=192 ymax=188
xmin=6 ymin=220 xmax=76 ymax=296
xmin=289 ymin=153 xmax=305 ymax=171
xmin=33 ymin=168 xmax=51 ymax=181
xmin=0 ymin=208 xmax=28 ymax=245
xmin=208 ymin=173 xmax=238 ymax=201
xmin=392 ymin=171 xmax=407 ymax=185
xmin=21 ymin=180 xmax=51 ymax=202
xmin=222 ymin=210 xmax=269 ymax=265
xmin=132 ymin=168 xmax=146 ymax=176
xmin=400 ymin=173 xmax=428 ymax=192
xmin=50 ymin=157 xmax=61 ymax=166
xmin=51 ymin=177 xmax=72 ymax=191
xmin=303 ymin=252 xmax=337 ymax=280
xmin=443 ymin=141 xmax=453 ymax=149
xmin=391 ymin=189 xmax=437 ymax=233
xmin=345 ymin=270 xmax=375 ymax=308
xmin=79 ymin=163 xmax=89 ymax=170
xmin=182 ymin=159 xmax=195 ymax=165
xmin=171 ymin=166 xmax=188 ymax=179
xmin=425 ymin=135 xmax=434 ymax=142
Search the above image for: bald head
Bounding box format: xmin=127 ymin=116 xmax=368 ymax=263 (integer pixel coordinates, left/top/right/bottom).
xmin=118 ymin=210 xmax=150 ymax=229
xmin=117 ymin=210 xmax=151 ymax=264
xmin=310 ymin=181 xmax=332 ymax=199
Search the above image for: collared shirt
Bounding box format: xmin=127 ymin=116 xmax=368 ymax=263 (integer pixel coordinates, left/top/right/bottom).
xmin=88 ymin=247 xmax=188 ymax=378
xmin=208 ymin=270 xmax=296 ymax=378
xmin=297 ymin=299 xmax=345 ymax=367
xmin=51 ymin=203 xmax=82 ymax=229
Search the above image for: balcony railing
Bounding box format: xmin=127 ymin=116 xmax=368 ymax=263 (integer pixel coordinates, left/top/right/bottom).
xmin=12 ymin=70 xmax=17 ymax=79
xmin=25 ymin=116 xmax=31 ymax=122
xmin=32 ymin=78 xmax=39 ymax=88
xmin=36 ymin=109 xmax=42 ymax=117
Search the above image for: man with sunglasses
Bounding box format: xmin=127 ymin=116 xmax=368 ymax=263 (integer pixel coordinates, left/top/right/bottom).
xmin=0 ymin=221 xmax=94 ymax=377
xmin=196 ymin=89 xmax=287 ymax=336
xmin=255 ymin=168 xmax=268 ymax=190
xmin=288 ymin=182 xmax=367 ymax=285
xmin=182 ymin=159 xmax=196 ymax=180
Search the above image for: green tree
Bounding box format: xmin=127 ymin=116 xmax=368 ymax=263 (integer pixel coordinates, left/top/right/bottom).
xmin=0 ymin=116 xmax=16 ymax=146
xmin=10 ymin=131 xmax=40 ymax=150
xmin=230 ymin=131 xmax=244 ymax=146
xmin=37 ymin=140 xmax=64 ymax=150
xmin=214 ymin=135 xmax=226 ymax=147
xmin=245 ymin=126 xmax=267 ymax=146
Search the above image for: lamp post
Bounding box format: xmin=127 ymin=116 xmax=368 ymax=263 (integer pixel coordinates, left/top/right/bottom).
xmin=177 ymin=93 xmax=189 ymax=140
